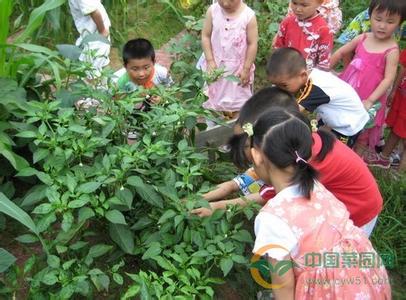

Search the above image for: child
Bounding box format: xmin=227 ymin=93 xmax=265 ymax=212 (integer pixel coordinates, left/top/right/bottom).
xmin=192 ymin=87 xmax=299 ymax=217
xmin=337 ymin=8 xmax=406 ymax=45
xmin=199 ymin=0 xmax=258 ymax=114
xmin=367 ymin=49 xmax=406 ymax=171
xmin=251 ymin=109 xmax=391 ymax=299
xmin=267 ymin=47 xmax=369 ymax=148
xmin=68 ymin=0 xmax=111 ymax=76
xmin=117 ymin=38 xmax=172 ymax=94
xmin=273 ymin=0 xmax=333 ymax=70
xmin=193 ymin=87 xmax=383 ymax=237
xmin=331 ymin=0 xmax=404 ymax=157
xmin=287 ymin=0 xmax=342 ymax=34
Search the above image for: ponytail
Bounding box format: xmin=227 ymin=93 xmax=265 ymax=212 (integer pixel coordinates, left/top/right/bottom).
xmin=315 ymin=129 xmax=335 ymax=162
xmin=291 ymin=157 xmax=319 ymax=199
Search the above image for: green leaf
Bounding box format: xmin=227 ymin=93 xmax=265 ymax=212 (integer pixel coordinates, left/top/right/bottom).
xmin=109 ymin=223 xmax=134 ymax=254
xmin=142 ymin=242 xmax=161 ymax=260
xmin=153 ymin=256 xmax=175 ymax=272
xmin=219 ymin=257 xmax=233 ymax=276
xmin=0 ymin=142 xmax=29 ymax=171
xmin=122 ymin=285 xmax=141 ymax=300
xmin=32 ymin=203 xmax=53 ymax=214
xmin=78 ymin=207 xmax=95 ymax=223
xmin=0 ymin=193 xmax=39 ymax=235
xmin=33 ymin=148 xmax=50 ymax=163
xmin=158 ymin=209 xmax=177 ymax=224
xmin=88 ymin=244 xmax=113 ymax=258
xmin=62 ymin=211 xmax=74 ymax=232
xmin=127 ymin=176 xmax=163 ymax=208
xmin=231 ymin=230 xmax=253 ymax=243
xmin=113 ymin=273 xmax=124 ymax=285
xmin=60 ymin=284 xmax=75 ymax=299
xmin=21 ymin=184 xmax=48 ymax=207
xmin=15 ymin=131 xmax=37 ymax=138
xmin=56 ymin=44 xmax=81 ymax=61
xmin=0 ymin=248 xmax=16 ymax=272
xmin=105 ymin=210 xmax=127 ymax=225
xmin=47 ymin=255 xmax=60 ymax=268
xmin=77 ymin=182 xmax=101 ymax=194
xmin=42 ymin=271 xmax=58 ymax=285
xmin=231 ymin=254 xmax=247 ymax=264
xmin=91 ymin=274 xmax=110 ymax=292
xmin=14 ymin=0 xmax=66 ymax=43
xmin=68 ymin=197 xmax=89 ymax=209
xmin=131 ymin=217 xmax=152 ymax=231
xmin=15 ymin=233 xmax=38 ymax=243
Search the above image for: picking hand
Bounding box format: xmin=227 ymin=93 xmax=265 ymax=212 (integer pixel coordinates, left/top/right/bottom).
xmin=190 ymin=202 xmax=218 ymax=218
xmin=363 ymin=99 xmax=374 ymax=111
xmin=238 ymin=68 xmax=250 ymax=87
xmin=207 ymin=60 xmax=217 ymax=73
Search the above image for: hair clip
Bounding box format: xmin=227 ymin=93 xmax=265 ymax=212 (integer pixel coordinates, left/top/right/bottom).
xmin=242 ymin=123 xmax=254 ymax=137
xmin=310 ymin=119 xmax=318 ymax=132
xmin=295 ymin=150 xmax=308 ymax=164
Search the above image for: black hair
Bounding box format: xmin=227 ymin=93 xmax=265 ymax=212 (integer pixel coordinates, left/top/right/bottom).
xmin=252 ymin=108 xmax=318 ymax=199
xmin=266 ymin=48 xmax=307 ymax=78
xmin=369 ymin=0 xmax=406 ymax=24
xmin=229 ymin=87 xmax=298 ymax=169
xmin=122 ymin=38 xmax=155 ymax=65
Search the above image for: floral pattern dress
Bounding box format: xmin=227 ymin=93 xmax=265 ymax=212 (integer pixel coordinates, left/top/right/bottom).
xmin=273 ymin=14 xmax=333 ymax=70
xmin=254 ymin=183 xmax=391 ymax=299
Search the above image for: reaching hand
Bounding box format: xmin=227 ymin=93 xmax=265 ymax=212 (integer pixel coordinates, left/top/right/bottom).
xmin=207 ymin=60 xmax=217 ymax=73
xmin=363 ymin=99 xmax=374 ymax=111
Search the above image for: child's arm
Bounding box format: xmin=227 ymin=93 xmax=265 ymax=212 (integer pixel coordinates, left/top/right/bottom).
xmin=191 ymin=193 xmax=265 ymax=217
xmin=387 ymin=62 xmax=405 ymax=107
xmin=316 ymin=26 xmax=333 ymax=71
xmin=202 ymin=180 xmax=240 ymax=202
xmin=238 ymin=16 xmax=258 ymax=87
xmin=269 ymin=257 xmax=295 ymax=300
xmin=90 ymin=9 xmax=109 ymax=37
xmin=330 ymin=34 xmax=362 ymax=69
xmin=201 ymin=7 xmax=216 ymax=72
xmin=364 ymin=49 xmax=399 ymax=110
xmin=273 ymin=18 xmax=288 ymax=48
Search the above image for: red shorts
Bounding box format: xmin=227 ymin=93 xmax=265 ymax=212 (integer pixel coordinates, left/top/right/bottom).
xmin=386 ymin=89 xmax=406 ymax=139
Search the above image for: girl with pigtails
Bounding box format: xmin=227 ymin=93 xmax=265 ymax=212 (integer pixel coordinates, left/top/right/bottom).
xmin=250 ymin=108 xmax=390 ymax=300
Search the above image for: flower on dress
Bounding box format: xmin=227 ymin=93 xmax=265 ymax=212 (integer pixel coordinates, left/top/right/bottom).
xmin=354 ymin=291 xmax=371 ymax=300
xmin=313 ymin=203 xmax=322 ymax=210
xmin=315 ymin=215 xmax=326 ymax=225
xmin=291 ymin=226 xmax=304 ymax=238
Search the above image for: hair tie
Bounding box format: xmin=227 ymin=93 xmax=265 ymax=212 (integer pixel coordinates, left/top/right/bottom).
xmin=310 ymin=119 xmax=318 ymax=132
xmin=295 ymin=151 xmax=308 ymax=164
xmin=242 ymin=123 xmax=254 ymax=137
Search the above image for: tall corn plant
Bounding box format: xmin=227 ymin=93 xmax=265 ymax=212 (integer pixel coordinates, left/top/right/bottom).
xmin=0 ymin=0 xmax=13 ymax=77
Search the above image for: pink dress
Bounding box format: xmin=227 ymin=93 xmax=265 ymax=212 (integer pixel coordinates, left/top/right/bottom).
xmin=255 ymin=183 xmax=391 ymax=299
xmin=199 ymin=3 xmax=255 ymax=112
xmin=339 ymin=34 xmax=398 ymax=149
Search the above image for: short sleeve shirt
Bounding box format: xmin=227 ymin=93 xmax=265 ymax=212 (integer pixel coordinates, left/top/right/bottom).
xmin=298 ymin=69 xmax=369 ymax=136
xmin=233 ymin=168 xmax=265 ymax=196
xmin=68 ymin=0 xmax=111 ymax=36
xmin=117 ymin=64 xmax=173 ymax=93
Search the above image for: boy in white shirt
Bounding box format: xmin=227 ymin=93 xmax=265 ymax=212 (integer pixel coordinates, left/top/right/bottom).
xmin=68 ymin=0 xmax=111 ymax=76
xmin=267 ymin=47 xmax=369 ymax=148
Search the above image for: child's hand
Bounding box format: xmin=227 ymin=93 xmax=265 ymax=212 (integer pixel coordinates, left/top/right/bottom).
xmin=150 ymin=95 xmax=161 ymax=104
xmin=363 ymin=99 xmax=374 ymax=111
xmin=207 ymin=60 xmax=217 ymax=73
xmin=238 ymin=68 xmax=250 ymax=87
xmin=100 ymin=28 xmax=110 ymax=37
xmin=190 ymin=202 xmax=218 ymax=217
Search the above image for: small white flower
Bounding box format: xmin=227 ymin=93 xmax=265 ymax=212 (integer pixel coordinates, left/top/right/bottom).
xmin=120 ymin=186 xmax=124 ymax=190
xmin=315 ymin=215 xmax=325 ymax=225
xmin=152 ymin=131 xmax=157 ymax=136
xmin=314 ymin=203 xmax=322 ymax=210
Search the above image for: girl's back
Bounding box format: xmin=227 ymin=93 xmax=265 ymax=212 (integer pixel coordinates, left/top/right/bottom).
xmin=256 ymin=183 xmax=391 ymax=299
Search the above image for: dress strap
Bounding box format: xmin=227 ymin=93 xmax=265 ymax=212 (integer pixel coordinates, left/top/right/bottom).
xmin=384 ymin=45 xmax=399 ymax=56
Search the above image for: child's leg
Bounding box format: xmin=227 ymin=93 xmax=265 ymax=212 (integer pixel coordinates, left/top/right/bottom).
xmin=400 ymin=139 xmax=406 ymax=172
xmin=381 ymin=131 xmax=401 ymax=159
